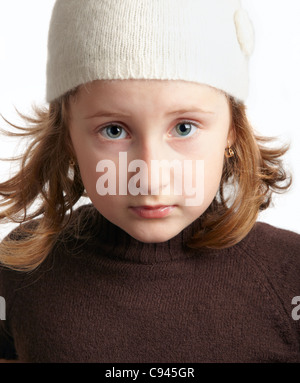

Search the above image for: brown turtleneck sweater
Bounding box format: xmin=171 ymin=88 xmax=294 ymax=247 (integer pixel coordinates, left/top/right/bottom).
xmin=0 ymin=204 xmax=300 ymax=363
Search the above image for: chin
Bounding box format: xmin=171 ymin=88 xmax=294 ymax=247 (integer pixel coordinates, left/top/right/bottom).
xmin=126 ymin=227 xmax=180 ymax=244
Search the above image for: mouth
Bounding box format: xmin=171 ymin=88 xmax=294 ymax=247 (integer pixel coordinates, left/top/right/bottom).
xmin=129 ymin=205 xmax=176 ymax=219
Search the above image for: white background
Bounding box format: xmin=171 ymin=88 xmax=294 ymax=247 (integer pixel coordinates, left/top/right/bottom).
xmin=0 ymin=0 xmax=299 ymax=240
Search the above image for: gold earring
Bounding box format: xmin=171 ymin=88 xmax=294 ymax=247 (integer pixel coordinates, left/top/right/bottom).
xmin=225 ymin=141 xmax=235 ymax=158
xmin=69 ymin=158 xmax=76 ymax=167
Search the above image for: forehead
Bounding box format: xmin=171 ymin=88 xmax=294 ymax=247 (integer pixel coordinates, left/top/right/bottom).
xmin=72 ymin=80 xmax=227 ymax=109
xmin=76 ymin=79 xmax=225 ymax=99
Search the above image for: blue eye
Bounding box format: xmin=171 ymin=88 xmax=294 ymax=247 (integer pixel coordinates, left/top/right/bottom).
xmin=100 ymin=124 xmax=128 ymax=140
xmin=172 ymin=122 xmax=198 ymax=138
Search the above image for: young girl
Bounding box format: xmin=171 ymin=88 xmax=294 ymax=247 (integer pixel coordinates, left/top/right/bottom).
xmin=0 ymin=0 xmax=299 ymax=363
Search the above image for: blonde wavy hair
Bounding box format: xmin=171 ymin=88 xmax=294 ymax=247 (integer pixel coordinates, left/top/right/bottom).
xmin=0 ymin=90 xmax=292 ymax=271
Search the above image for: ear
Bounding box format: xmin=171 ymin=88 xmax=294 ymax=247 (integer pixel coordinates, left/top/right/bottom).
xmin=225 ymin=94 xmax=236 ymax=148
xmin=65 ymin=128 xmax=78 ymax=162
xmin=227 ymin=127 xmax=236 ymax=148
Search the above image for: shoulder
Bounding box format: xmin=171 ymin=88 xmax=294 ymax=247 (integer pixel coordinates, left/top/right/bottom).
xmin=2 ymin=203 xmax=97 ymax=242
xmin=241 ymin=220 xmax=300 ymax=271
xmin=0 ymin=203 xmax=98 ymax=302
xmin=236 ymin=222 xmax=300 ymax=338
xmin=249 ymin=221 xmax=300 ymax=257
xmin=0 ymin=203 xmax=98 ymax=278
xmin=239 ymin=221 xmax=300 ymax=298
xmin=1 ymin=203 xmax=99 ymax=251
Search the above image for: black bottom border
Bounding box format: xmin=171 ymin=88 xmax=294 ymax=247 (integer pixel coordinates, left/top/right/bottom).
xmin=0 ymin=362 xmax=297 ymax=380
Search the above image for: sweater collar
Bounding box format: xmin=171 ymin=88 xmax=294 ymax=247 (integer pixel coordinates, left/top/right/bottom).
xmin=77 ymin=205 xmax=218 ymax=264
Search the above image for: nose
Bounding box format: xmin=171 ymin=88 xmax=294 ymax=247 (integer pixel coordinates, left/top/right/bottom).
xmin=139 ymin=136 xmax=163 ymax=164
xmin=128 ymin=137 xmax=173 ymax=196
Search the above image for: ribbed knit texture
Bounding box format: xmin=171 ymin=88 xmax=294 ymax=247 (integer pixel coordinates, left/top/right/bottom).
xmin=1 ymin=204 xmax=300 ymax=362
xmin=46 ymin=0 xmax=254 ymax=102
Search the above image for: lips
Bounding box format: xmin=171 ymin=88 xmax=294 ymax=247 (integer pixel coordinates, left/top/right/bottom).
xmin=129 ymin=205 xmax=176 ymax=219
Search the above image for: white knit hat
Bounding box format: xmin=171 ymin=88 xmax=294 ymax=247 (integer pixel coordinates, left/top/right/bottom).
xmin=46 ymin=0 xmax=255 ymax=102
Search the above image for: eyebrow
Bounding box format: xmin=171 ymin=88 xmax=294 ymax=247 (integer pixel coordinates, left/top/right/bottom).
xmin=166 ymin=108 xmax=215 ymax=116
xmin=84 ymin=107 xmax=214 ymax=119
xmin=84 ymin=111 xmax=131 ymax=119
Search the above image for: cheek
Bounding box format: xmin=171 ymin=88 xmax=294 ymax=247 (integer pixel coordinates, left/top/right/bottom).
xmin=188 ymin=130 xmax=227 ymax=196
xmin=71 ymin=140 xmax=123 ymax=215
xmin=79 ymin=160 xmax=124 ymax=224
xmin=69 ymin=130 xmax=100 ymax=196
xmin=203 ymin=148 xmax=225 ymax=198
xmin=188 ymin=140 xmax=226 ymax=215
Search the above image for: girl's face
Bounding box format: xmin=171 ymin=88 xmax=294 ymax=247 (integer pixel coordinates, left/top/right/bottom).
xmin=69 ymin=80 xmax=232 ymax=243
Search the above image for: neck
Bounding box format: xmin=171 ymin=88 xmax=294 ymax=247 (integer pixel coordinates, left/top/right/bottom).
xmin=70 ymin=204 xmax=218 ymax=264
